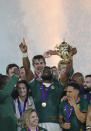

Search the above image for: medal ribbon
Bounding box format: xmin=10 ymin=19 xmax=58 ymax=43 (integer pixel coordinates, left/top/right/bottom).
xmin=65 ymin=98 xmax=78 ymax=123
xmin=41 ymin=84 xmax=52 ymax=103
xmin=18 ymin=98 xmax=27 ymax=116
xmin=34 ymin=73 xmax=39 ymax=79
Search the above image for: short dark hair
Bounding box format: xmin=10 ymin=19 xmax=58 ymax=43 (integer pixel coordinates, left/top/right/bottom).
xmin=51 ymin=66 xmax=57 ymax=69
xmin=20 ymin=66 xmax=24 ymax=69
xmin=0 ymin=75 xmax=9 ymax=90
xmin=44 ymin=66 xmax=51 ymax=70
xmin=85 ymin=74 xmax=91 ymax=78
xmin=32 ymin=55 xmax=46 ymax=65
xmin=6 ymin=64 xmax=19 ymax=74
xmin=68 ymin=82 xmax=80 ymax=91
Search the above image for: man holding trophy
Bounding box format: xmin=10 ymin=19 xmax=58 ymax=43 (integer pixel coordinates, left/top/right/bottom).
xmin=43 ymin=41 xmax=77 ymax=86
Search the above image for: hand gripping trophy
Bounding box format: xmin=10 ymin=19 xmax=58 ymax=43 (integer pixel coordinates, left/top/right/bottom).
xmin=55 ymin=41 xmax=77 ymax=64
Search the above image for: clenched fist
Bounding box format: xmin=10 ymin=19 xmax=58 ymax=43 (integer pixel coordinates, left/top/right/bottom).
xmin=43 ymin=50 xmax=58 ymax=58
xmin=19 ymin=38 xmax=27 ymax=53
xmin=13 ymin=68 xmax=20 ymax=77
xmin=63 ymin=122 xmax=71 ymax=129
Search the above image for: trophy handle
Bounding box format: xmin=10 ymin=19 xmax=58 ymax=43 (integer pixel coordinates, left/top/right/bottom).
xmin=70 ymin=48 xmax=77 ymax=56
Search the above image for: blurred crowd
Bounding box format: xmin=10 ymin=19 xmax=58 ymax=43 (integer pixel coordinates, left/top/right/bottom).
xmin=0 ymin=39 xmax=91 ymax=131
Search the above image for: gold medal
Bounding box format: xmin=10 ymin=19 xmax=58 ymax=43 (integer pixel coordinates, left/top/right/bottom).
xmin=42 ymin=102 xmax=46 ymax=107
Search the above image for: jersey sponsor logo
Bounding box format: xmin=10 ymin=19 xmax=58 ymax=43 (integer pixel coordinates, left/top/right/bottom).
xmin=51 ymin=85 xmax=55 ymax=89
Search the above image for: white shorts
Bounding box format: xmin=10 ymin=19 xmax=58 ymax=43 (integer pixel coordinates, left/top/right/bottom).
xmin=39 ymin=122 xmax=62 ymax=131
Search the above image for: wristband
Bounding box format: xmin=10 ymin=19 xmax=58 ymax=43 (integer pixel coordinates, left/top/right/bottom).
xmin=23 ymin=53 xmax=28 ymax=57
xmin=86 ymin=126 xmax=91 ymax=129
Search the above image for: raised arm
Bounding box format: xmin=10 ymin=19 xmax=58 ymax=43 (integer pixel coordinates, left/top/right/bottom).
xmin=0 ymin=68 xmax=19 ymax=102
xmin=43 ymin=50 xmax=59 ymax=58
xmin=19 ymin=38 xmax=34 ymax=82
xmin=70 ymin=97 xmax=87 ymax=123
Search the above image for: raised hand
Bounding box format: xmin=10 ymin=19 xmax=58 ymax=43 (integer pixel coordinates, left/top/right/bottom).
xmin=63 ymin=122 xmax=71 ymax=129
xmin=61 ymin=96 xmax=67 ymax=102
xmin=13 ymin=68 xmax=20 ymax=77
xmin=43 ymin=50 xmax=51 ymax=58
xmin=43 ymin=50 xmax=58 ymax=58
xmin=19 ymin=38 xmax=28 ymax=53
xmin=69 ymin=97 xmax=76 ymax=107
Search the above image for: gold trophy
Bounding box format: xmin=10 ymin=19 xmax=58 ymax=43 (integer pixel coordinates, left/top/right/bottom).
xmin=55 ymin=41 xmax=77 ymax=64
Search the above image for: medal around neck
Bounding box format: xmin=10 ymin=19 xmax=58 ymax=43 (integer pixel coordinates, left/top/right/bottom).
xmin=41 ymin=84 xmax=51 ymax=108
xmin=42 ymin=102 xmax=46 ymax=107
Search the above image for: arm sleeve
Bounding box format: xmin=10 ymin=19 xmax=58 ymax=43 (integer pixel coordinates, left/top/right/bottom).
xmin=23 ymin=57 xmax=34 ymax=82
xmin=59 ymin=102 xmax=64 ymax=116
xmin=80 ymin=97 xmax=88 ymax=113
xmin=53 ymin=77 xmax=66 ymax=97
xmin=0 ymin=75 xmax=19 ymax=102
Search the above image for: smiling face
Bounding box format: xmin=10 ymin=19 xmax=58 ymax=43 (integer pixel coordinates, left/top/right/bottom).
xmin=29 ymin=111 xmax=39 ymax=127
xmin=33 ymin=59 xmax=46 ymax=75
xmin=17 ymin=83 xmax=27 ymax=98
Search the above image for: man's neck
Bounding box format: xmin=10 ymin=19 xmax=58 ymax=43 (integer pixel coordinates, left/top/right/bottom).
xmin=42 ymin=79 xmax=53 ymax=83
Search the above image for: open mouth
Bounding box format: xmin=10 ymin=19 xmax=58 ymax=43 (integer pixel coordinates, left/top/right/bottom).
xmin=37 ymin=67 xmax=43 ymax=71
xmin=33 ymin=120 xmax=38 ymax=125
